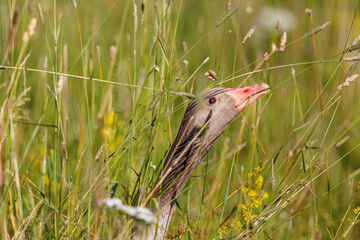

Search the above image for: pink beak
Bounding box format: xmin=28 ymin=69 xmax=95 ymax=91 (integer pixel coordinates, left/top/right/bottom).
xmin=226 ymin=83 xmax=270 ymax=112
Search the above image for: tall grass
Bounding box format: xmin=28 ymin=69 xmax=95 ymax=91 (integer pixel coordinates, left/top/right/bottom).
xmin=0 ymin=0 xmax=360 ymax=239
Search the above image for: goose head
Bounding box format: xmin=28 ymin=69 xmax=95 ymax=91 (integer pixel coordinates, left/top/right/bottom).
xmin=158 ymin=83 xmax=270 ymax=202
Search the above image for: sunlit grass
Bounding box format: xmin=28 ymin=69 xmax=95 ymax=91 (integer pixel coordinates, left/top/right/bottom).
xmin=0 ymin=0 xmax=360 ymax=239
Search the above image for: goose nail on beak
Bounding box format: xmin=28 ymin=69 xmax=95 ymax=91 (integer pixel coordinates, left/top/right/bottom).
xmin=226 ymin=83 xmax=270 ymax=112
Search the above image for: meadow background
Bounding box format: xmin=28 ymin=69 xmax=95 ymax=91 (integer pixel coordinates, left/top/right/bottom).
xmin=1 ymin=0 xmax=360 ymax=239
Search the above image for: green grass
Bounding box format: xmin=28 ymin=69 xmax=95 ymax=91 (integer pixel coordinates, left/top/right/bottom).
xmin=1 ymin=0 xmax=360 ymax=239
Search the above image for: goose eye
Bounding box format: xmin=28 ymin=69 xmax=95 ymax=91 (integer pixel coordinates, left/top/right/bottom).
xmin=208 ymin=97 xmax=217 ymax=105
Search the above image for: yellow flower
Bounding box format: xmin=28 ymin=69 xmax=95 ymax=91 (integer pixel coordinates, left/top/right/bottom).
xmin=262 ymin=192 xmax=269 ymax=200
xmin=107 ymin=110 xmax=115 ymax=126
xmin=248 ymin=190 xmax=258 ymax=198
xmin=241 ymin=204 xmax=257 ymax=221
xmin=218 ymin=225 xmax=229 ymax=239
xmin=249 ymin=199 xmax=260 ymax=209
xmin=240 ymin=165 xmax=268 ymax=221
xmin=254 ymin=166 xmax=263 ymax=172
xmin=353 ymin=206 xmax=360 ymax=215
xmin=235 ymin=220 xmax=242 ymax=231
xmin=102 ymin=110 xmax=116 ymax=142
xmin=254 ymin=175 xmax=263 ymax=190
xmin=101 ymin=126 xmax=115 ymax=142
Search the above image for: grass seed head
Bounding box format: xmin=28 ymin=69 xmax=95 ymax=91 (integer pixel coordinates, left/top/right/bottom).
xmin=305 ymin=8 xmax=312 ymax=16
xmin=242 ymin=26 xmax=256 ymax=44
xmin=336 ymin=136 xmax=350 ymax=147
xmin=22 ymin=32 xmax=29 ymax=42
xmin=337 ymin=74 xmax=359 ymax=90
xmin=109 ymin=46 xmax=117 ymax=60
xmin=153 ymin=64 xmax=160 ymax=72
xmin=29 ymin=18 xmax=37 ymax=35
xmin=279 ymin=31 xmax=287 ymax=52
xmin=271 ymin=42 xmax=277 ymax=53
xmin=343 ymin=43 xmax=360 ymax=54
xmin=23 ymin=18 xmax=37 ymax=42
xmin=301 ymin=21 xmax=331 ymax=39
xmin=205 ymin=70 xmax=217 ymax=81
xmin=276 ymin=18 xmax=281 ymax=29
xmin=56 ymin=75 xmax=64 ymax=93
xmin=95 ymin=145 xmax=104 ymax=161
xmin=246 ymin=5 xmax=253 ymax=14
xmin=343 ymin=55 xmax=360 ymax=61
xmin=213 ymin=4 xmax=240 ymax=28
xmin=264 ymin=52 xmax=269 ymax=61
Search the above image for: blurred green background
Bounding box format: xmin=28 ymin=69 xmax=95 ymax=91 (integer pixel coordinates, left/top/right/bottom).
xmin=1 ymin=0 xmax=360 ymax=239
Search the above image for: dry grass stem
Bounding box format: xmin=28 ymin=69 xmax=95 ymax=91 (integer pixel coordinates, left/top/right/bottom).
xmin=36 ymin=3 xmax=44 ymax=23
xmin=352 ymin=35 xmax=360 ymax=45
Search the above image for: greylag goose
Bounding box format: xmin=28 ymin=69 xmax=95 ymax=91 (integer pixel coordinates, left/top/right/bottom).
xmin=134 ymin=83 xmax=270 ymax=239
